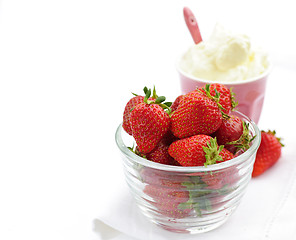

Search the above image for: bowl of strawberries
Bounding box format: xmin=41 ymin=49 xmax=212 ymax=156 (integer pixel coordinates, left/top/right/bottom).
xmin=115 ymin=84 xmax=261 ymax=233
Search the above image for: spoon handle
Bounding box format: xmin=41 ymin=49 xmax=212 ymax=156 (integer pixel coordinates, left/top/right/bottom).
xmin=183 ymin=7 xmax=202 ymax=44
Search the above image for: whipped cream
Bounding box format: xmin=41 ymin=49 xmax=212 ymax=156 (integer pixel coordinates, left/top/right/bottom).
xmin=179 ymin=24 xmax=269 ymax=82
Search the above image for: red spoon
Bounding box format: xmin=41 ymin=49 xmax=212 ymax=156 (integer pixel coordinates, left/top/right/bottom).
xmin=183 ymin=7 xmax=202 ymax=44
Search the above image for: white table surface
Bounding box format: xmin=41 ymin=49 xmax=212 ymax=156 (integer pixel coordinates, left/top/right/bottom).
xmin=0 ymin=0 xmax=295 ymax=239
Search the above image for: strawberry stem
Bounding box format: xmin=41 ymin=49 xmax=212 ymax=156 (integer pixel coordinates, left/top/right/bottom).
xmin=142 ymin=86 xmax=172 ymax=114
xmin=230 ymin=87 xmax=238 ymax=110
xmin=198 ymin=84 xmax=230 ymax=119
xmin=152 ymin=85 xmax=158 ymax=99
xmin=143 ymin=88 xmax=152 ymax=103
xmin=203 ymin=138 xmax=224 ymax=166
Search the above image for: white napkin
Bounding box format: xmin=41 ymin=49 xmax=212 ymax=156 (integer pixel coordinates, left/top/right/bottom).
xmin=93 ymin=142 xmax=296 ymax=240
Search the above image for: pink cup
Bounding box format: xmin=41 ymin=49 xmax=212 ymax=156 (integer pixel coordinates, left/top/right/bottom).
xmin=177 ymin=58 xmax=271 ymax=124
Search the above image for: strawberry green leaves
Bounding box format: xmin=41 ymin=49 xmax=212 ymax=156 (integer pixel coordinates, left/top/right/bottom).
xmin=143 ymin=86 xmax=172 ymax=114
xmin=203 ymin=138 xmax=224 ymax=166
xmin=252 ymin=130 xmax=284 ymax=177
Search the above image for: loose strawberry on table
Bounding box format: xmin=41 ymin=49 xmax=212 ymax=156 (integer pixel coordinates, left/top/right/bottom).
xmin=252 ymin=130 xmax=284 ymax=177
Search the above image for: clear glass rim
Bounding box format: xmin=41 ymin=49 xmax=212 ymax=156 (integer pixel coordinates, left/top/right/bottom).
xmin=115 ymin=111 xmax=261 ymax=172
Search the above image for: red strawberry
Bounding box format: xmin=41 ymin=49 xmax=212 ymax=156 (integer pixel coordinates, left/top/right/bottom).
xmin=252 ymin=130 xmax=284 ymax=177
xmin=135 ymin=131 xmax=180 ymax=166
xmin=123 ymin=86 xmax=159 ymax=135
xmin=198 ymin=83 xmax=237 ymax=114
xmin=144 ymin=133 xmax=176 ymax=165
xmin=214 ymin=115 xmax=254 ymax=154
xmin=171 ymin=90 xmax=222 ymax=138
xmin=201 ymin=148 xmax=235 ymax=190
xmin=139 ymin=167 xmax=165 ymax=186
xmin=201 ymin=168 xmax=239 ymax=202
xmin=201 ymin=172 xmax=225 ymax=190
xmin=171 ymin=95 xmax=183 ymax=112
xmin=140 ymin=167 xmax=190 ymax=187
xmin=202 ymin=170 xmax=238 ymax=193
xmin=130 ymin=103 xmax=170 ymax=153
xmin=122 ymin=95 xmax=144 ymax=135
xmin=217 ymin=148 xmax=234 ymax=163
xmin=215 ymin=115 xmax=243 ymax=144
xmin=141 ymin=144 xmax=181 ymax=166
xmin=130 ymin=89 xmax=171 ymax=154
xmin=159 ymin=130 xmax=179 ymax=145
xmin=144 ymin=183 xmax=191 ymax=219
xmin=168 ymin=135 xmax=224 ymax=167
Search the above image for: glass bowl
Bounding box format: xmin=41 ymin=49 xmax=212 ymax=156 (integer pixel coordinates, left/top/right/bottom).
xmin=115 ymin=111 xmax=261 ymax=234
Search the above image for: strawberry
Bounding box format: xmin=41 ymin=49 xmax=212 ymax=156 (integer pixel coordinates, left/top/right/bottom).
xmin=198 ymin=83 xmax=237 ymax=114
xmin=139 ymin=167 xmax=165 ymax=186
xmin=142 ymin=171 xmax=192 ymax=219
xmin=215 ymin=115 xmax=243 ymax=144
xmin=141 ymin=166 xmax=203 ymax=218
xmin=131 ymin=130 xmax=178 ymax=166
xmin=123 ymin=87 xmax=159 ymax=135
xmin=217 ymin=148 xmax=234 ymax=163
xmin=214 ymin=115 xmax=254 ymax=154
xmin=195 ymin=148 xmax=234 ymax=190
xmin=135 ymin=140 xmax=175 ymax=165
xmin=252 ymin=130 xmax=284 ymax=177
xmin=122 ymin=95 xmax=144 ymax=135
xmin=144 ymin=184 xmax=191 ymax=219
xmin=140 ymin=167 xmax=190 ymax=187
xmin=171 ymin=95 xmax=183 ymax=112
xmin=142 ymin=132 xmax=177 ymax=165
xmin=130 ymin=88 xmax=170 ymax=154
xmin=168 ymin=135 xmax=224 ymax=167
xmin=201 ymin=165 xmax=238 ymax=192
xmin=171 ymin=90 xmax=222 ymax=138
xmin=200 ymin=172 xmax=225 ymax=190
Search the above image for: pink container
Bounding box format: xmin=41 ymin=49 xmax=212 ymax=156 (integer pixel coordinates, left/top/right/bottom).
xmin=177 ymin=60 xmax=271 ymax=124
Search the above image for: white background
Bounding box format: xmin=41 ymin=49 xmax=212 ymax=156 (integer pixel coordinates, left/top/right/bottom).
xmin=0 ymin=0 xmax=295 ymax=239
